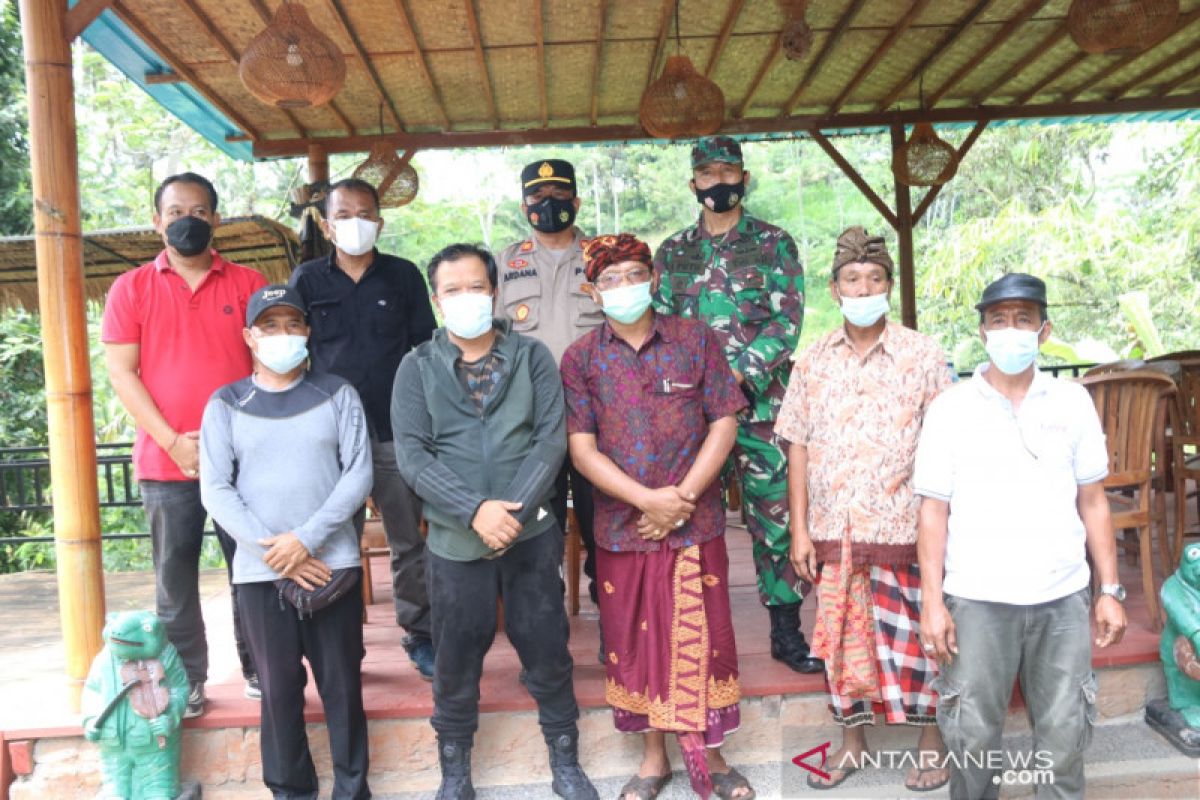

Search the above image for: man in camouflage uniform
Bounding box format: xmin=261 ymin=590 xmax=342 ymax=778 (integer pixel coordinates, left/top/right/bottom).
xmin=652 ymin=136 xmax=822 ymax=674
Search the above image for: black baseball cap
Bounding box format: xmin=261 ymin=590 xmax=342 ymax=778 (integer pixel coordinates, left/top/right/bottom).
xmin=975 ymin=273 xmax=1047 ymax=312
xmin=246 ymin=284 xmax=307 ymax=327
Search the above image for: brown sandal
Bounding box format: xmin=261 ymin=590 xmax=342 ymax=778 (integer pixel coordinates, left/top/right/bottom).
xmin=617 ymin=772 xmax=672 ymax=800
xmin=712 ymin=767 xmax=756 ymax=799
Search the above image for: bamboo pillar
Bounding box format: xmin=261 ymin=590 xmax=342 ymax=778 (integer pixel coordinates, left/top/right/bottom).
xmin=890 ymin=124 xmax=918 ymax=330
xmin=307 ymin=143 xmax=329 ymax=184
xmin=19 ymin=0 xmax=105 ymax=708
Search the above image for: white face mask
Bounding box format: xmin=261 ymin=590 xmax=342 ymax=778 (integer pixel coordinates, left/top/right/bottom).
xmin=440 ymin=292 xmax=494 ymax=340
xmin=984 ymin=324 xmax=1045 ymax=375
xmin=255 ymin=334 xmax=308 ymax=375
xmin=838 ymin=290 xmax=889 ymax=328
xmin=332 ymin=217 xmax=379 ymax=257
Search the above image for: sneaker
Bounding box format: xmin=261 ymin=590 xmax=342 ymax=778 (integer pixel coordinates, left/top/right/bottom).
xmin=404 ymin=635 xmax=435 ymax=682
xmin=184 ymin=682 xmax=205 ymax=719
xmin=243 ymin=674 xmax=262 ymax=701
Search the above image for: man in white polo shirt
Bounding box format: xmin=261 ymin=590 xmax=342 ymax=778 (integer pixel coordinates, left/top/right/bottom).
xmin=914 ymin=273 xmax=1126 ymax=799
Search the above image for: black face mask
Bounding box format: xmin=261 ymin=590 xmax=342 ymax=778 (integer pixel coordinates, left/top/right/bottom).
xmin=695 ymin=180 xmax=745 ymax=214
xmin=526 ymin=196 xmax=576 ymax=234
xmin=165 ymin=216 xmax=213 ymax=257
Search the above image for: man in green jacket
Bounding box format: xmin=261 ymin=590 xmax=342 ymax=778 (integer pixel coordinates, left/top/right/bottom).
xmin=391 ymin=243 xmax=597 ymax=800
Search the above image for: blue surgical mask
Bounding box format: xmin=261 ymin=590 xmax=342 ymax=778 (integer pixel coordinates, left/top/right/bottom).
xmin=985 ymin=324 xmax=1045 ymax=375
xmin=255 ymin=334 xmax=308 ymax=374
xmin=838 ymin=290 xmax=889 ymax=328
xmin=440 ymin=292 xmax=494 ymax=339
xmin=599 ymin=282 xmax=653 ymax=325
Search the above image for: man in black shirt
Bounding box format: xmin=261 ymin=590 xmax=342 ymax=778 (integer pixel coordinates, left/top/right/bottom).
xmin=290 ymin=178 xmax=438 ymax=679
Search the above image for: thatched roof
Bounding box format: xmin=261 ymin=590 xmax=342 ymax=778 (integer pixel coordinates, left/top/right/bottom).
xmin=0 ymin=216 xmax=300 ymax=312
xmin=79 ymin=0 xmax=1200 ymax=162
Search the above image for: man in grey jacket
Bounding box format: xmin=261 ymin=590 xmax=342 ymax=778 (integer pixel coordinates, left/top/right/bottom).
xmin=392 ymin=243 xmax=597 ymax=800
xmin=201 ymin=284 xmax=373 ymax=800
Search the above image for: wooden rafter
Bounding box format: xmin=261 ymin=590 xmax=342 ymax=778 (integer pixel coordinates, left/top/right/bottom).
xmin=176 ymin=0 xmax=308 ymax=139
xmin=589 ymin=0 xmax=609 ymax=126
xmin=251 ymin=91 xmax=1200 ymax=158
xmin=110 ymin=0 xmax=261 ymax=141
xmin=780 ymin=0 xmax=871 ymax=117
xmin=1156 ymin=57 xmax=1200 ymax=97
xmin=534 ymin=0 xmax=548 ymax=128
xmin=911 ymin=120 xmax=987 ymax=224
xmin=643 ymin=0 xmax=678 ymax=98
xmin=325 ymin=0 xmax=409 ymax=132
xmin=463 ymin=0 xmax=498 ymax=128
xmin=971 ymin=26 xmax=1066 ymax=104
xmin=705 ymin=0 xmax=746 ymax=78
xmin=925 ymin=0 xmax=1046 ymax=108
xmin=1062 ymin=9 xmax=1200 ymax=102
xmin=1014 ymin=50 xmax=1089 ymax=105
xmin=807 ymin=128 xmax=899 ymax=228
xmin=875 ymin=0 xmax=993 ymax=112
xmin=829 ymin=0 xmax=932 ymax=115
xmin=64 ymin=0 xmax=113 ymax=41
xmin=736 ymin=35 xmax=780 ymax=119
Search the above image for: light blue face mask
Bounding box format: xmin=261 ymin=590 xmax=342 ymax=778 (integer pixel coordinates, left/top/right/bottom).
xmin=440 ymin=292 xmax=494 ymax=339
xmin=984 ymin=324 xmax=1045 ymax=375
xmin=256 ymin=334 xmax=308 ymax=374
xmin=838 ymin=290 xmax=890 ymax=327
xmin=599 ymin=282 xmax=653 ymax=325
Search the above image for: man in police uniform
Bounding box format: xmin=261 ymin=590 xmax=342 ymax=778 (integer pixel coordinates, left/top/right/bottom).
xmin=653 ymin=136 xmax=821 ymax=674
xmin=497 ymin=159 xmax=603 ymax=612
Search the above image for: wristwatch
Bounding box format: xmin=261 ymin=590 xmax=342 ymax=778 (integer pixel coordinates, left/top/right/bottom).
xmin=1099 ymin=583 xmax=1126 ymax=602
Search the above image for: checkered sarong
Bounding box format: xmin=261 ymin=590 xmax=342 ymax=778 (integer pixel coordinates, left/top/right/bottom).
xmin=818 ymin=564 xmax=939 ymax=727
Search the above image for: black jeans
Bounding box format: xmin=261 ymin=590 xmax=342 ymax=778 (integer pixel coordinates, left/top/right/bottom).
xmin=551 ymin=462 xmax=597 ymax=603
xmin=429 ymin=527 xmax=579 ymax=744
xmin=238 ymin=575 xmax=370 ymax=800
xmin=140 ymin=479 xmax=255 ymax=684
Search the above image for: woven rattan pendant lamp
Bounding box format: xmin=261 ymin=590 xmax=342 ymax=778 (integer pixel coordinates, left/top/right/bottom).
xmin=239 ymin=1 xmax=346 ymax=109
xmin=1067 ymin=0 xmax=1179 ymax=54
xmin=639 ymin=0 xmax=725 ymax=139
xmin=352 ymin=108 xmax=419 ymax=208
xmin=780 ymin=0 xmax=813 ymax=61
xmin=892 ymin=74 xmax=958 ymax=188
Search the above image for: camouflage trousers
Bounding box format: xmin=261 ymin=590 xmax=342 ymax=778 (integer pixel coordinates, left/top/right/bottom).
xmin=733 ymin=421 xmax=809 ymax=607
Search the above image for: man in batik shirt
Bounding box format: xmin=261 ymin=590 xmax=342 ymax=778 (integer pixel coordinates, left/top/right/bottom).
xmin=653 ymin=135 xmax=820 ymax=674
xmin=775 ymin=227 xmax=950 ymax=792
xmin=562 ymin=234 xmax=754 ymax=800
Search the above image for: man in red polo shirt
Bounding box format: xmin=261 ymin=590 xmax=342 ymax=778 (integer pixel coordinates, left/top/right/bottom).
xmin=102 ymin=172 xmax=268 ymax=717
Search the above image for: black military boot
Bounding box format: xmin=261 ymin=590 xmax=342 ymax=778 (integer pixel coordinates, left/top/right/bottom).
xmin=548 ymin=732 xmax=600 ymax=800
xmin=435 ymin=740 xmax=476 ymax=800
xmin=769 ymin=602 xmax=824 ymax=674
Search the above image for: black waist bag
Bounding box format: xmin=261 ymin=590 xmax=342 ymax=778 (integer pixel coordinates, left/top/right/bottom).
xmin=274 ymin=567 xmax=360 ymax=619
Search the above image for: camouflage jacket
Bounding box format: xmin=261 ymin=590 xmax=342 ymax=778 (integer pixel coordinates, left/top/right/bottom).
xmin=652 ymin=211 xmax=804 ymax=424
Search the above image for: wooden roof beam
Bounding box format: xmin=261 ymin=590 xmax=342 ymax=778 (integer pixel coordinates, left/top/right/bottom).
xmin=589 ymin=0 xmax=609 ymax=126
xmin=736 ymin=36 xmax=780 ymax=119
xmin=876 ymin=0 xmax=993 ymax=112
xmin=705 ymin=0 xmax=746 ymax=78
xmin=808 ymin=128 xmax=898 ymax=227
xmin=1156 ymin=57 xmax=1200 ymax=97
xmin=643 ymin=0 xmax=678 ymax=98
xmin=971 ymin=26 xmax=1066 ymax=104
xmin=1014 ymin=50 xmax=1089 ymax=105
xmin=110 ymin=0 xmax=261 ymax=141
xmin=534 ymin=0 xmax=548 ymax=128
xmin=1061 ymin=8 xmax=1200 ymax=102
xmin=780 ymin=0 xmax=871 ymax=117
xmin=925 ymin=0 xmax=1046 ymax=108
xmin=463 ymin=0 xmax=498 ymax=128
xmin=328 ymin=0 xmax=411 ymax=132
xmin=65 ymin=0 xmax=113 ymax=41
xmin=829 ymin=0 xmax=932 ymax=115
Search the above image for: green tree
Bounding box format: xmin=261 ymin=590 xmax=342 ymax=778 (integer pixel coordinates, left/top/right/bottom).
xmin=0 ymin=0 xmax=31 ymax=235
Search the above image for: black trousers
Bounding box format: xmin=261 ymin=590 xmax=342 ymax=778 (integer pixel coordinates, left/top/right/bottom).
xmin=429 ymin=528 xmax=579 ymax=744
xmin=238 ymin=575 xmax=370 ymax=800
xmin=551 ymin=462 xmax=598 ymax=603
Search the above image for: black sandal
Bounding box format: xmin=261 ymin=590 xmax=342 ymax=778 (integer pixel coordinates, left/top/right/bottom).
xmin=617 ymin=772 xmax=671 ymax=800
xmin=711 ymin=767 xmax=756 ymax=799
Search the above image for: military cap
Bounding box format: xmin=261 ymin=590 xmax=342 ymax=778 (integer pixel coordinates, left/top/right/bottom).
xmin=691 ymin=136 xmax=743 ymax=169
xmin=521 ymin=159 xmax=576 ymax=194
xmin=975 ymin=273 xmax=1048 ymax=312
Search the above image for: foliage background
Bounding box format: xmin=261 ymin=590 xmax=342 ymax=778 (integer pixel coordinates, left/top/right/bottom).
xmin=1 ymin=17 xmax=1198 ymax=569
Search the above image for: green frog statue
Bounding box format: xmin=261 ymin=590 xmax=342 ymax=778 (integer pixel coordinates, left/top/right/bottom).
xmin=1146 ymin=542 xmax=1200 ymax=757
xmin=81 ymin=610 xmax=190 ymax=799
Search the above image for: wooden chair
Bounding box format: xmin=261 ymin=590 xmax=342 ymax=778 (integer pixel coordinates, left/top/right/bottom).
xmin=1173 ymin=361 xmax=1200 ymax=564
xmin=565 ymin=505 xmax=583 ymax=616
xmin=1149 ymin=350 xmax=1200 ymax=363
xmin=359 ymin=512 xmax=389 ymax=617
xmin=1083 ymin=358 xmax=1146 ymax=377
xmin=1082 ymin=370 xmax=1177 ymax=629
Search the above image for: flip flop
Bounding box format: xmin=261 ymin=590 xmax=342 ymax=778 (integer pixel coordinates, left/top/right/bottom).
xmin=806 ymin=766 xmax=859 ymax=790
xmin=712 ymin=767 xmax=756 ymax=799
xmin=905 ymin=766 xmax=950 ymax=793
xmin=617 ymin=772 xmax=671 ymax=800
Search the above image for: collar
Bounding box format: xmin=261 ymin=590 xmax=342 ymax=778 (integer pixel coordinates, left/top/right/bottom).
xmin=433 ymin=318 xmax=515 ymax=366
xmin=324 ymin=247 xmax=380 ymax=276
xmin=971 ymin=362 xmax=1053 ymax=402
xmin=600 ymin=311 xmax=670 ymax=347
xmin=155 ymin=249 xmax=224 ymax=273
xmin=830 ymin=319 xmax=895 ymax=358
xmin=688 ymin=208 xmax=752 ymax=244
xmin=522 ymin=227 xmax=588 ymax=255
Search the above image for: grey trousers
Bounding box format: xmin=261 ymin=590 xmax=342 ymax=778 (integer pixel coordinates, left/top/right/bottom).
xmin=367 ymin=436 xmax=432 ymax=640
xmin=933 ymin=588 xmax=1098 ymax=800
